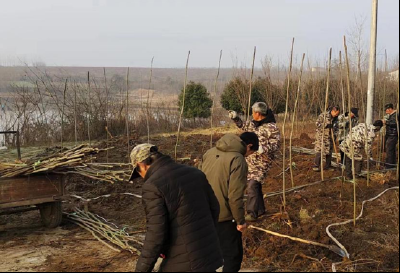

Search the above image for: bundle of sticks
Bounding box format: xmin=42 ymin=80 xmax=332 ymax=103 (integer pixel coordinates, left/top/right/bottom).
xmin=60 ymin=162 xmax=132 ymax=184
xmin=67 ymin=209 xmax=144 ymax=254
xmin=0 ymin=145 xmax=132 ymax=183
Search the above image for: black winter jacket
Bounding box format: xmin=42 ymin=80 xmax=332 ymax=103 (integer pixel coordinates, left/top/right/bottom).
xmin=135 ymin=156 xmax=223 ymax=272
xmin=386 ymin=111 xmax=399 ymax=137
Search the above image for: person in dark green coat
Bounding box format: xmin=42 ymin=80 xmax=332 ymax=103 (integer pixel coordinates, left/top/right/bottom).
xmin=199 ymin=132 xmax=259 ymax=272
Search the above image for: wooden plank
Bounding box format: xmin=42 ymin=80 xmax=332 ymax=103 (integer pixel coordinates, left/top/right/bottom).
xmin=0 ymin=175 xmax=64 ymax=205
xmin=0 ymin=207 xmax=38 ymax=215
xmin=0 ymin=197 xmax=61 ymax=209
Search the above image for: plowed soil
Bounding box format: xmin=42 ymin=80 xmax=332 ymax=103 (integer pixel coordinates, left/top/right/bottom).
xmin=1 ymin=128 xmax=399 ymax=272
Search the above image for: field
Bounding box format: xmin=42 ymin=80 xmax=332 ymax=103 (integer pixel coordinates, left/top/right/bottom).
xmin=0 ymin=125 xmax=398 ymax=272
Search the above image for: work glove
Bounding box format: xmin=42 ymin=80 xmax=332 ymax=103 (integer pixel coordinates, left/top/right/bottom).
xmin=228 ymin=110 xmax=238 ymax=120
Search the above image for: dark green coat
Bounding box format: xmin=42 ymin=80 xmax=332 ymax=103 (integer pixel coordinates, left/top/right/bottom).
xmin=200 ymin=134 xmax=248 ymax=225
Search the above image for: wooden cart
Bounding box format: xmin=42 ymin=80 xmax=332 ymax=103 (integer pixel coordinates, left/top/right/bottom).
xmin=0 ymin=131 xmax=65 ymax=228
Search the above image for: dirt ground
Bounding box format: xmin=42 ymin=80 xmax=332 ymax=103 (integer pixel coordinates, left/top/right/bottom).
xmin=1 ymin=128 xmax=399 ymax=272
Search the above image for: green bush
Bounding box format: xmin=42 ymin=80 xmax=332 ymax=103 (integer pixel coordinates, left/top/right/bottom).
xmin=178 ymin=81 xmax=213 ymax=119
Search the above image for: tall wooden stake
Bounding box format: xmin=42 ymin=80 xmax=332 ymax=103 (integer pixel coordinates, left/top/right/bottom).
xmin=378 ymin=50 xmax=388 ymax=169
xmin=61 ymin=79 xmax=68 ymax=149
xmin=358 ymin=50 xmax=371 ymax=187
xmin=210 ymin=50 xmax=223 ymax=148
xmin=321 ymin=48 xmax=333 ymax=181
xmin=175 ymin=51 xmax=191 ymax=160
xmin=366 ymin=0 xmax=379 ymax=125
xmin=344 ymin=36 xmax=357 ymax=226
xmin=247 ymin=47 xmax=257 ymax=121
xmin=282 ymin=38 xmax=295 ymax=210
xmin=396 ymin=84 xmax=399 ymax=181
xmin=146 ymin=58 xmax=154 ymax=143
xmin=74 ymin=81 xmax=78 ymax=146
xmin=289 ymin=53 xmax=306 ymax=188
xmin=126 ymin=67 xmax=130 ymax=160
xmin=87 ymin=72 xmax=91 ymax=147
xmin=104 ymin=68 xmax=109 ymax=163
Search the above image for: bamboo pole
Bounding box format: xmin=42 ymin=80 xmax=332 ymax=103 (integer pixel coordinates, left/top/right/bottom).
xmin=210 ymin=50 xmax=223 ymax=149
xmin=126 ymin=67 xmax=130 ymax=160
xmin=146 ymin=57 xmax=154 ymax=143
xmin=366 ymin=0 xmax=379 ymax=125
xmin=175 ymin=51 xmax=191 ymax=160
xmin=87 ymin=72 xmax=91 ymax=147
xmin=104 ymin=68 xmax=109 ymax=163
xmin=344 ymin=36 xmax=357 ymax=226
xmin=61 ymin=79 xmax=68 ymax=149
xmin=321 ymin=48 xmax=333 ymax=181
xmin=282 ymin=38 xmax=295 ymax=209
xmin=396 ymin=83 xmax=399 ymax=181
xmin=74 ymin=80 xmax=78 ymax=145
xmin=289 ymin=53 xmax=305 ymax=188
xmin=339 ymin=52 xmax=347 ymax=195
xmin=247 ymin=47 xmax=257 ymax=121
xmin=378 ymin=50 xmax=388 ymax=169
xmin=249 ymin=225 xmax=346 ymax=257
xmin=339 ymin=51 xmax=347 ymax=115
xmin=358 ymin=50 xmax=371 ymax=187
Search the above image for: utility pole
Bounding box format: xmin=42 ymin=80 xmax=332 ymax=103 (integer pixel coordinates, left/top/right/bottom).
xmin=366 ymin=0 xmax=378 ymax=125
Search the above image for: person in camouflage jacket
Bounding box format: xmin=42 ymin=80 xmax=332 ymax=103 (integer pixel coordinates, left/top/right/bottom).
xmin=339 ymin=120 xmax=383 ymax=179
xmin=338 ymin=108 xmax=359 ymax=163
xmin=313 ymin=106 xmax=341 ymax=171
xmin=228 ymin=102 xmax=281 ymax=222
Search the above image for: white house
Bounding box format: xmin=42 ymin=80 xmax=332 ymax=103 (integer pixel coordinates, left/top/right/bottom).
xmin=389 ymin=70 xmax=399 ymax=81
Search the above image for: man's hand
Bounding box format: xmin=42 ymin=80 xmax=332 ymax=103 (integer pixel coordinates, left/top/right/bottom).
xmin=228 ymin=110 xmax=238 ymax=120
xmin=237 ymin=223 xmax=247 ymax=233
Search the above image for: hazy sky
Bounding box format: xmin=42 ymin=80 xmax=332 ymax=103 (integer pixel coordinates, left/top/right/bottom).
xmin=0 ymin=0 xmax=399 ymax=68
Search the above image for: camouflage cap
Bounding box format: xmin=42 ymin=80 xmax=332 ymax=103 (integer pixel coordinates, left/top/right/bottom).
xmin=129 ymin=144 xmax=156 ymax=181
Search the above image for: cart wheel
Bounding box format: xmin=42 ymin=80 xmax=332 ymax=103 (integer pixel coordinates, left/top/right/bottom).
xmin=39 ymin=202 xmax=63 ymax=228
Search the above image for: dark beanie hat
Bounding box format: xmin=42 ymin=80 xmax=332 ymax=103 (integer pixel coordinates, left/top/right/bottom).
xmin=385 ymin=103 xmax=394 ymax=110
xmin=351 ymin=108 xmax=359 ymax=117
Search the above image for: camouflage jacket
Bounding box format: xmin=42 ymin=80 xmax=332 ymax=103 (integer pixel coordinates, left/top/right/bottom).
xmin=339 ymin=123 xmax=376 ymax=161
xmin=337 ymin=114 xmax=359 ymax=142
xmin=314 ymin=111 xmax=334 ymax=156
xmin=234 ymin=118 xmax=281 ymax=182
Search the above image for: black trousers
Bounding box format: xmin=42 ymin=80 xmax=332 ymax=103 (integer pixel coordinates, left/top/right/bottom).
xmin=344 ymin=156 xmax=363 ymax=178
xmin=247 ymin=180 xmax=266 ymax=218
xmin=386 ymin=135 xmax=398 ymax=168
xmin=217 ymin=221 xmax=243 ymax=272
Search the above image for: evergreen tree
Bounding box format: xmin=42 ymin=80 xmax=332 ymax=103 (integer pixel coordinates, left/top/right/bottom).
xmin=178 ymin=81 xmax=213 ymax=119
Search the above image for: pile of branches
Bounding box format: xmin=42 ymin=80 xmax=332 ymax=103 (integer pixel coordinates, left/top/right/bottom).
xmin=67 ymin=209 xmax=144 ymax=254
xmin=0 ymin=145 xmax=132 ymax=183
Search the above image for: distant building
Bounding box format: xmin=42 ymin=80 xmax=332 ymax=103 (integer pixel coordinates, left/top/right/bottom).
xmin=389 ymin=70 xmax=399 ymax=81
